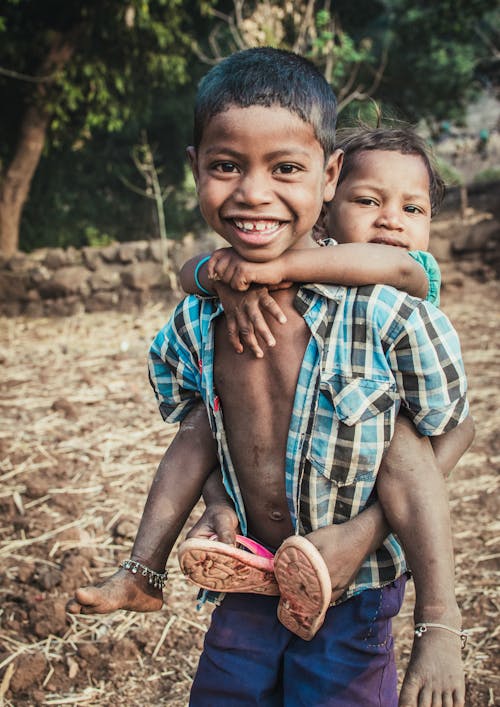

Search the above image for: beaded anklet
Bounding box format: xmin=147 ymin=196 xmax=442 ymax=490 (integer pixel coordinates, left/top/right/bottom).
xmin=120 ymin=559 xmax=168 ymax=590
xmin=415 ymin=622 xmax=468 ymax=649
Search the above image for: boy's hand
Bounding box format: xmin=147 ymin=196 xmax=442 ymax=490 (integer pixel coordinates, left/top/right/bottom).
xmin=208 ymin=248 xmax=286 ymax=291
xmin=214 ymin=282 xmax=287 ymax=358
xmin=186 ymin=502 xmax=240 ymax=547
xmin=399 ymin=630 xmax=465 ymax=706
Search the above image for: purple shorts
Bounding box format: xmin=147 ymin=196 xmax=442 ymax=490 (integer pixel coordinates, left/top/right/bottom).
xmin=190 ymin=576 xmax=406 ymax=706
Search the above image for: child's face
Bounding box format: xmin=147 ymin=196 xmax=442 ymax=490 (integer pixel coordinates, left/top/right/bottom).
xmin=188 ymin=106 xmax=342 ymax=262
xmin=326 ymin=150 xmax=431 ymax=251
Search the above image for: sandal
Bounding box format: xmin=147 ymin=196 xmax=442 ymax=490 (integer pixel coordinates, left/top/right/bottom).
xmin=273 ymin=535 xmax=332 ymax=641
xmin=178 ymin=535 xmax=279 ymax=595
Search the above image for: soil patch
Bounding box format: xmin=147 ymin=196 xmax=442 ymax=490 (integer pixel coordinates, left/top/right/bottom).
xmin=0 ymin=276 xmax=498 ymax=705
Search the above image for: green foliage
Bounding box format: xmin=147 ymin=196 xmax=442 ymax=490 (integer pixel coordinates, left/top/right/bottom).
xmin=83 ymin=227 xmax=115 ymax=248
xmin=2 ymin=0 xmax=497 ymax=252
xmin=435 ymin=159 xmax=464 ymax=188
xmin=473 ymin=168 xmax=500 ymax=184
xmin=378 ymin=0 xmax=496 ymax=123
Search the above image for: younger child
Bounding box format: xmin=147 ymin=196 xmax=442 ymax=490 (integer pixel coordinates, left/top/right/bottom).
xmin=68 ymin=50 xmax=471 ymax=707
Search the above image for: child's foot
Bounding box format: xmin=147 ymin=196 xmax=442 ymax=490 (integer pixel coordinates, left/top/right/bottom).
xmin=273 ymin=536 xmax=332 ymax=641
xmin=65 ymin=568 xmax=163 ymax=615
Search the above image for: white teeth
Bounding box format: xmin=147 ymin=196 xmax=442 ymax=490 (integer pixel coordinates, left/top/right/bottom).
xmin=233 ymin=219 xmax=280 ymax=233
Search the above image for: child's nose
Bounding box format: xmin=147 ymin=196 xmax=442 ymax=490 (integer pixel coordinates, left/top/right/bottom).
xmin=234 ymin=172 xmax=273 ymax=205
xmin=375 ymin=207 xmax=403 ymax=230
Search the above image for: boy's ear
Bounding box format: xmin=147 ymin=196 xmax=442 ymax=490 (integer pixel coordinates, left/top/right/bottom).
xmin=323 ymin=149 xmax=343 ymax=202
xmin=186 ymin=146 xmax=199 ymax=187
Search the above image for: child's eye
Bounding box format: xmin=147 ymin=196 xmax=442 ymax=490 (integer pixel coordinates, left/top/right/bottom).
xmin=355 ymin=197 xmax=378 ymax=206
xmin=274 ymin=164 xmax=300 ymax=175
xmin=404 ymin=204 xmax=424 ymax=214
xmin=212 ymin=162 xmax=238 ymax=173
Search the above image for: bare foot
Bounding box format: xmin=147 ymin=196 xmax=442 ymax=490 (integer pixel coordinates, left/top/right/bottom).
xmin=399 ymin=628 xmax=465 ymax=706
xmin=66 ymin=568 xmax=163 ymax=615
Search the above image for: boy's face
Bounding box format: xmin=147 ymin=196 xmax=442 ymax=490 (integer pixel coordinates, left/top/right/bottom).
xmin=188 ymin=106 xmax=342 ymax=262
xmin=326 ymin=150 xmax=431 ymax=251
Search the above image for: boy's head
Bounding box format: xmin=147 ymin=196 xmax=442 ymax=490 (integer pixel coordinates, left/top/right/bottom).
xmin=188 ymin=48 xmax=343 ymax=262
xmin=325 ymin=127 xmax=445 ymax=252
xmin=193 ymin=47 xmax=338 ymax=160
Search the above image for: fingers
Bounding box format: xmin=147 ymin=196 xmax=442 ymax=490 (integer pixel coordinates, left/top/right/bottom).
xmin=225 ymin=312 xmax=244 ymax=354
xmin=236 ymin=307 xmax=274 ymax=356
xmin=211 ymin=509 xmax=239 ymax=545
xmin=258 ymin=290 xmax=287 ymax=324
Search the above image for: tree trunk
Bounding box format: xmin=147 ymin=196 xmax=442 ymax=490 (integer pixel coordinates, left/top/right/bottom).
xmin=0 ymin=33 xmax=75 ymax=257
xmin=0 ymin=106 xmax=49 ymax=257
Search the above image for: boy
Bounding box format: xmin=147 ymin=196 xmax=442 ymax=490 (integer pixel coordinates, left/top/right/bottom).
xmin=68 ymin=50 xmax=470 ymax=706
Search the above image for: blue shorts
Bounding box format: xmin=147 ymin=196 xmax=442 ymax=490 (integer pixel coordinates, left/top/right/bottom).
xmin=190 ymin=576 xmax=406 ymax=707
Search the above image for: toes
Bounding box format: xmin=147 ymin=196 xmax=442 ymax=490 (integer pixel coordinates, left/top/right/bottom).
xmin=65 ymin=598 xmax=82 ymax=615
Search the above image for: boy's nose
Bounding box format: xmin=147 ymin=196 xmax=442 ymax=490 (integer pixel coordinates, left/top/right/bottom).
xmin=234 ymin=173 xmax=273 ymax=205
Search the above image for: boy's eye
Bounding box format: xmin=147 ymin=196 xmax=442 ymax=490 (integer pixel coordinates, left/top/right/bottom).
xmin=213 ymin=162 xmax=238 ymax=173
xmin=274 ymin=164 xmax=300 ymax=175
xmin=355 ymin=197 xmax=378 ymax=206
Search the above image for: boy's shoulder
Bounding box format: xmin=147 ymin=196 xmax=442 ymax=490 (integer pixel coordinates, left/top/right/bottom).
xmin=325 ymin=283 xmax=451 ymax=337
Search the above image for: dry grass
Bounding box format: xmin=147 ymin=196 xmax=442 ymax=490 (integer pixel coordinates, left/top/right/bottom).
xmin=0 ymin=278 xmax=498 ymax=706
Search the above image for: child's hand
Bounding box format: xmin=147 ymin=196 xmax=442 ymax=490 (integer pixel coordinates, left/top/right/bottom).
xmin=208 ymin=248 xmax=285 ymax=291
xmin=214 ymin=282 xmax=287 ymax=358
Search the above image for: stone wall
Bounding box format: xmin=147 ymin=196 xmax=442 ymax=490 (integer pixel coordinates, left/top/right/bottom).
xmin=0 ymin=234 xmax=222 ymax=317
xmin=0 ymin=185 xmax=498 ymax=318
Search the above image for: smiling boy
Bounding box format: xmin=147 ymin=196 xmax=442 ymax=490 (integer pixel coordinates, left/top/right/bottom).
xmin=68 ymin=49 xmax=469 ymax=706
xmin=148 ymin=50 xmax=469 ymax=706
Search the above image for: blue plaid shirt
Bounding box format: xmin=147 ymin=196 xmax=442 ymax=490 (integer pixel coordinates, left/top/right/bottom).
xmin=149 ymin=283 xmax=468 ymax=603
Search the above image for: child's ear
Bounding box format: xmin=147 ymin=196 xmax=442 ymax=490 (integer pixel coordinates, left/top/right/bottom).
xmin=323 ymin=149 xmax=343 ymax=202
xmin=312 ymin=203 xmax=329 ymax=243
xmin=186 ymin=146 xmax=199 ymax=188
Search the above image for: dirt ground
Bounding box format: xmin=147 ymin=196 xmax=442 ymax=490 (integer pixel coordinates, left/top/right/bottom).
xmin=0 ymin=253 xmax=499 ymax=705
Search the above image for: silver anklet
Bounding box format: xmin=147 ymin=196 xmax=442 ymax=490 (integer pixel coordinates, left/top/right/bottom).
xmin=120 ymin=559 xmax=168 ymax=590
xmin=415 ymin=622 xmax=468 ymax=649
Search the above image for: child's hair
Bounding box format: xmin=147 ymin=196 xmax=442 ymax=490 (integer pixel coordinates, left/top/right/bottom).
xmin=193 ymin=47 xmax=338 ymax=159
xmin=336 ymin=127 xmax=446 ymax=216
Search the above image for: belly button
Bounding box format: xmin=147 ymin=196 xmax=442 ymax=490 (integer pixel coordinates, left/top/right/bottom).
xmin=269 ymin=510 xmax=284 ymax=522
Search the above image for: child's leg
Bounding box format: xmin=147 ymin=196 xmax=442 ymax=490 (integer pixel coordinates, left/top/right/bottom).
xmin=376 ymin=415 xmax=465 ymax=706
xmin=66 ymin=402 xmax=218 ymax=615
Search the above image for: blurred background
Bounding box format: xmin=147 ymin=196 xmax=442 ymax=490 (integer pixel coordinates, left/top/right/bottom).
xmin=0 ymin=0 xmax=498 ymax=257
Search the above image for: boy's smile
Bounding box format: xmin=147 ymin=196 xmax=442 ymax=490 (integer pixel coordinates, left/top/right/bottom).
xmin=326 ymin=150 xmax=432 ymax=251
xmin=188 ymin=106 xmax=341 ymax=262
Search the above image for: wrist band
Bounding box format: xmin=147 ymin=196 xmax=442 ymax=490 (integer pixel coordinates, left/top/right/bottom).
xmin=120 ymin=559 xmax=168 ymax=590
xmin=194 ymin=256 xmax=212 ymax=295
xmin=415 ymin=622 xmax=468 ymax=649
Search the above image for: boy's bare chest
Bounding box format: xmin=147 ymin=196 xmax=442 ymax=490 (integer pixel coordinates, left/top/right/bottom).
xmin=213 ymin=292 xmax=310 ymax=414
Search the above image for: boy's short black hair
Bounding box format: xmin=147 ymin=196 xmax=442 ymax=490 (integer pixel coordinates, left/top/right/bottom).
xmin=336 ymin=127 xmax=445 ymax=217
xmin=193 ymin=47 xmax=337 ymax=158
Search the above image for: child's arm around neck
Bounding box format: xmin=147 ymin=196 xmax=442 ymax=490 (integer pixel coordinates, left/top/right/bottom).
xmin=180 ymin=243 xmax=429 ymax=299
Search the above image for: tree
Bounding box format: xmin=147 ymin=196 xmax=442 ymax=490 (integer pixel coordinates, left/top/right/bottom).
xmin=191 ymin=0 xmax=389 ymax=113
xmin=0 ymin=0 xmax=193 ymax=257
xmin=378 ymin=0 xmax=498 ymax=127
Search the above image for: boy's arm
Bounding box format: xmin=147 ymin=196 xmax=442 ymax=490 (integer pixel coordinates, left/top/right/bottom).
xmin=187 ymin=468 xmax=240 ymax=546
xmin=429 ymin=413 xmax=475 ymax=476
